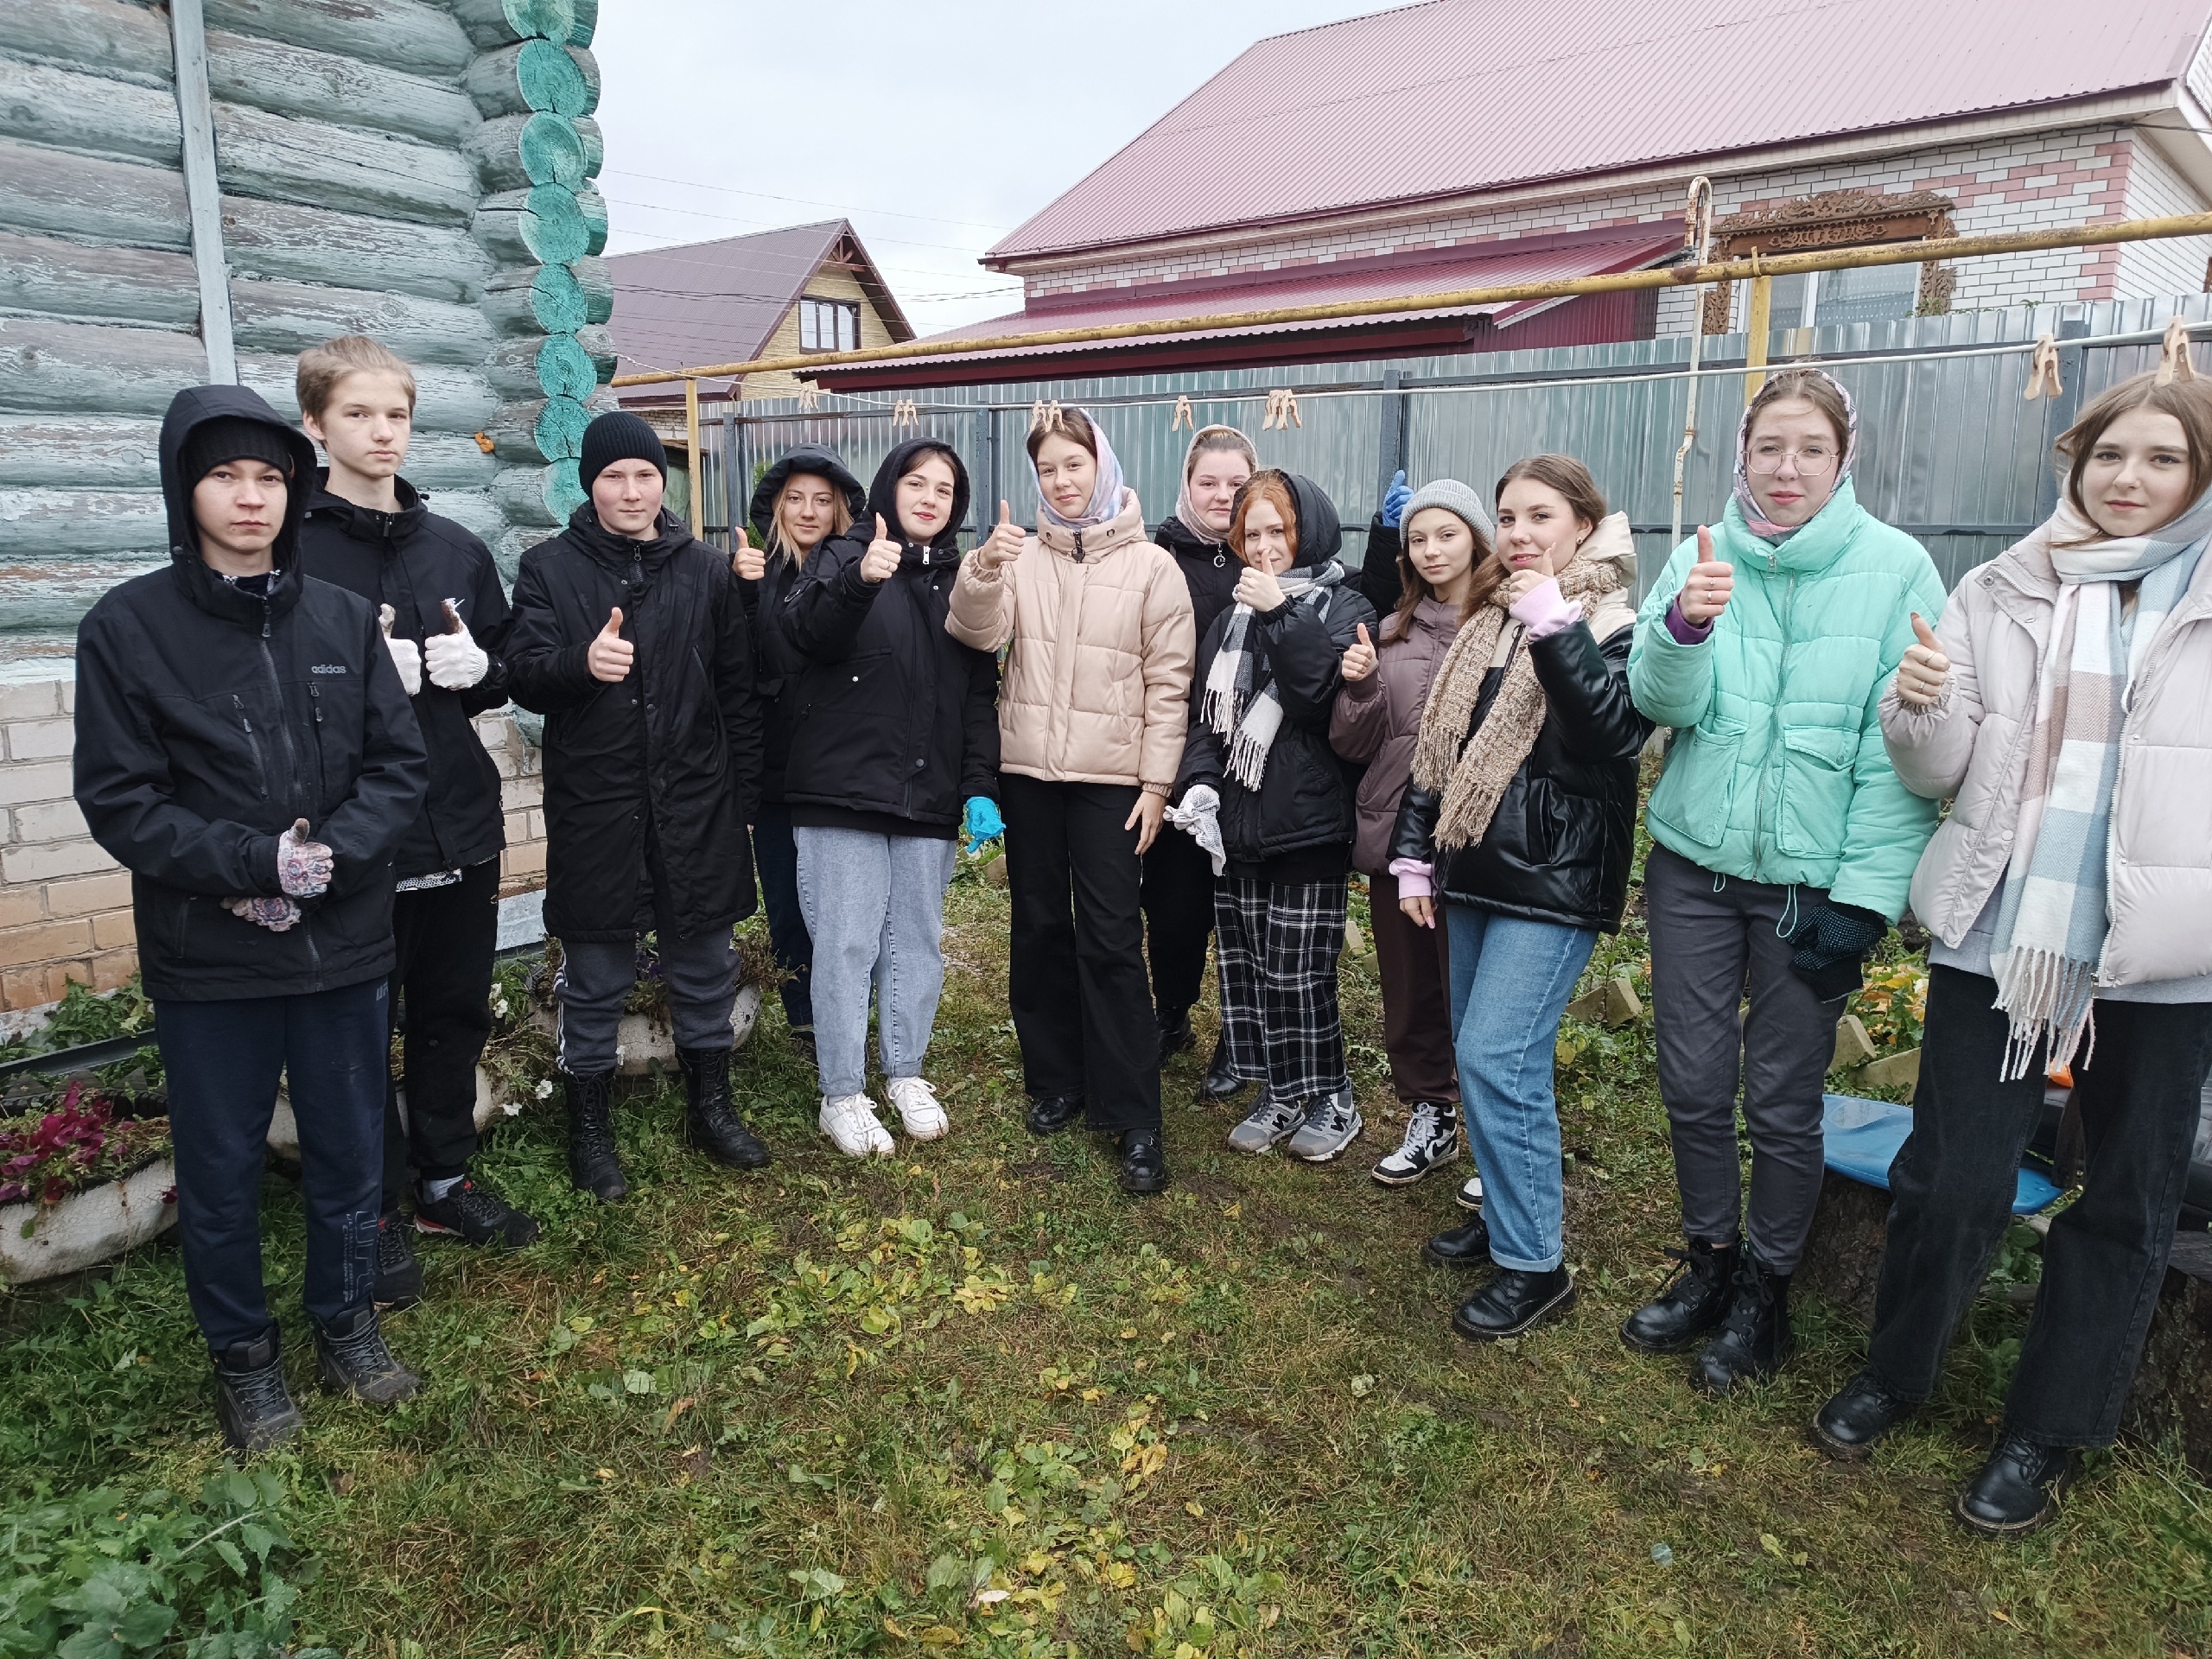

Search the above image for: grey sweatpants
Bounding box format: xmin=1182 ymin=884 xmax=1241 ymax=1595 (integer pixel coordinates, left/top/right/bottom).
xmin=1643 ymin=843 xmax=1847 ymax=1274
xmin=555 ymin=922 xmax=739 ymax=1076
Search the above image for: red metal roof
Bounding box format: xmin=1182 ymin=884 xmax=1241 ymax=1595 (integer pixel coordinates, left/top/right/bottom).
xmin=989 ymin=0 xmax=2211 ymax=262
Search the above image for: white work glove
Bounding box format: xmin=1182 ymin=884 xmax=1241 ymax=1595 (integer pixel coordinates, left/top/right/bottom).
xmin=424 ymin=617 xmax=489 ymax=690
xmin=276 ymin=817 xmax=334 ymax=898
xmin=1164 ymin=784 xmax=1225 ymax=875
xmin=385 ymin=632 xmax=423 ymax=696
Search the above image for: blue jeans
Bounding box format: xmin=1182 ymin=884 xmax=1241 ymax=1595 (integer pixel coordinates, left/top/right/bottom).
xmin=751 ymin=804 xmax=813 ymax=1029
xmin=793 ymin=827 xmax=957 ymax=1099
xmin=1446 ymin=906 xmax=1596 ymax=1273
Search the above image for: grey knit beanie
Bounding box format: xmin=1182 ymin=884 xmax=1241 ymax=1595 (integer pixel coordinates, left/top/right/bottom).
xmin=1403 ymin=478 xmax=1494 ymax=542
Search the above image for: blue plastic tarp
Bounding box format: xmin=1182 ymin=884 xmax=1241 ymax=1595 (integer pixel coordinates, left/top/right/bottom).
xmin=1821 ymin=1093 xmax=2063 ymax=1216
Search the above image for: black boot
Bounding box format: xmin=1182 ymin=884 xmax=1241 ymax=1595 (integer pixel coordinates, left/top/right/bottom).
xmin=313 ymin=1304 xmax=421 ymax=1405
xmin=373 ymin=1211 xmax=423 ymax=1309
xmin=1119 ymin=1128 xmax=1169 ymax=1195
xmin=564 ymin=1070 xmax=628 ymax=1201
xmin=1618 ymin=1237 xmax=1734 ymax=1354
xmin=213 ymin=1325 xmax=302 ymax=1456
xmin=1421 ymin=1215 xmax=1491 ymax=1268
xmin=1025 ymin=1092 xmax=1085 ymax=1135
xmin=1812 ymin=1369 xmax=1916 ymax=1460
xmin=1198 ymin=1037 xmax=1248 ymax=1104
xmin=1157 ymin=1007 xmax=1195 ymax=1060
xmin=1955 ymin=1433 xmax=2077 ymax=1537
xmin=677 ymin=1046 xmax=771 ymax=1169
xmin=1452 ymin=1266 xmax=1575 ymax=1341
xmin=1692 ymin=1252 xmax=1793 ymax=1396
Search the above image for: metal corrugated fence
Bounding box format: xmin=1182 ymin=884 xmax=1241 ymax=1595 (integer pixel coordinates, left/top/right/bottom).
xmin=701 ymin=293 xmax=2212 ymax=595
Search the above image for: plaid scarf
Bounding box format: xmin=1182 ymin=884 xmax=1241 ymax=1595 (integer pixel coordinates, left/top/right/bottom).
xmin=1989 ymin=492 xmax=2212 ymax=1077
xmin=1201 ymin=561 xmax=1346 ymax=790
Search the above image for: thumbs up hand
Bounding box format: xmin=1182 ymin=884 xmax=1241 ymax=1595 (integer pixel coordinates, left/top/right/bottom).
xmin=588 ymin=606 xmax=633 ymax=683
xmin=860 ymin=514 xmax=902 ymax=584
xmin=1679 ymin=525 xmax=1734 ymax=625
xmin=1340 ymin=620 xmax=1378 ymax=682
xmin=732 ymin=525 xmax=765 ymax=582
xmin=976 ymin=499 xmax=1025 ymax=572
xmin=276 ymin=817 xmax=334 ymax=898
xmin=1896 ymin=612 xmax=1951 ymax=708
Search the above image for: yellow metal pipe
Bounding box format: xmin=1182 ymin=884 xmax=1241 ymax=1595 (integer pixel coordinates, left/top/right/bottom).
xmin=1744 ymin=274 xmax=1772 ymax=406
xmin=610 ymin=210 xmax=2212 ymax=390
xmin=683 ymin=375 xmax=702 ymax=537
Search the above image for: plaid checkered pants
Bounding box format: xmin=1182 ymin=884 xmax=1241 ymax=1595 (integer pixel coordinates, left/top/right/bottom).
xmin=1213 ymin=875 xmax=1349 ymax=1105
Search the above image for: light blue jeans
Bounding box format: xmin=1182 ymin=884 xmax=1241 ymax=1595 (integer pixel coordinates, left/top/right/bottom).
xmin=1446 ymin=905 xmax=1598 ymax=1273
xmin=793 ymin=826 xmax=957 ymax=1099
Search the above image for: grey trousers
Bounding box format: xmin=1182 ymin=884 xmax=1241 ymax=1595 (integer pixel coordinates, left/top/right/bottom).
xmin=554 ymin=918 xmax=740 ymax=1077
xmin=1644 ymin=843 xmax=1846 ymax=1274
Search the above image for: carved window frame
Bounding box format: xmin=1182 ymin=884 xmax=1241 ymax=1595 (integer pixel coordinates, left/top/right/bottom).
xmin=1700 ymin=191 xmax=1957 ymax=334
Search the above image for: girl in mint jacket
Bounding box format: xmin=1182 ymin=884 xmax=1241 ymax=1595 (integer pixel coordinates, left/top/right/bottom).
xmin=1620 ymin=368 xmax=1945 ymax=1397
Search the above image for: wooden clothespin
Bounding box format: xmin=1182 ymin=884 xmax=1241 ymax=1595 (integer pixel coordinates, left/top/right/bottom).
xmin=1262 ymin=388 xmax=1302 ymax=431
xmin=2024 ymin=334 xmax=2063 ymax=402
xmin=2156 ymin=315 xmax=2197 ymax=387
xmin=892 ymin=398 xmax=920 ymax=431
xmin=796 ymin=382 xmax=821 ymax=412
xmin=1028 ymin=399 xmax=1064 ymax=435
xmin=1170 ymin=395 xmax=1194 ymax=432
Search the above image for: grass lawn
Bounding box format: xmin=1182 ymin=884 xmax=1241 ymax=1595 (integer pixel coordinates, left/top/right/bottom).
xmin=3 ymin=855 xmax=2209 ymax=1658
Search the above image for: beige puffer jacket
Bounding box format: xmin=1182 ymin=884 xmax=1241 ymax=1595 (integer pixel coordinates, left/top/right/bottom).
xmin=1879 ymin=518 xmax=2212 ymax=986
xmin=946 ymin=492 xmax=1196 ymax=790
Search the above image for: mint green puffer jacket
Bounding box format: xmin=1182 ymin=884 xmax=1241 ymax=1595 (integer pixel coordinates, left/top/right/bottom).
xmin=1629 ymin=479 xmax=1947 ymax=920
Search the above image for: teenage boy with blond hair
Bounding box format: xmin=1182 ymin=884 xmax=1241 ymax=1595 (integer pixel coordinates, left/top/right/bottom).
xmin=294 ymin=335 xmax=538 ymax=1306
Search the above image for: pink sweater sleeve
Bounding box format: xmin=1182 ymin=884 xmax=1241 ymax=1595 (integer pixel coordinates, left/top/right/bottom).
xmin=1507 ymin=575 xmax=1583 ymax=640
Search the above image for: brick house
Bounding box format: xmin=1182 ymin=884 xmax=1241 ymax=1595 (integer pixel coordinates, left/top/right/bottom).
xmin=819 ymin=0 xmax=2212 ymax=388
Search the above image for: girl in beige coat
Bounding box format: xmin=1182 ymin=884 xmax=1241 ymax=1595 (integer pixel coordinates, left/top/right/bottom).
xmin=1815 ymin=367 xmax=2212 ymax=1538
xmin=947 ymin=405 xmax=1195 ymax=1194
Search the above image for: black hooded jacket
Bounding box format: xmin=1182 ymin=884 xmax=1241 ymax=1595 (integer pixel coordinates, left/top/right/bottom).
xmin=72 ymin=385 xmax=429 ymax=1001
xmin=778 ymin=440 xmax=1000 ymax=836
xmin=1175 ymin=475 xmax=1376 ymax=871
xmin=741 ymin=445 xmax=868 ymax=804
xmin=296 ymin=473 xmax=511 ymax=878
xmin=504 ymin=503 xmax=761 ymax=942
xmin=1154 ymin=514 xmax=1243 ymax=663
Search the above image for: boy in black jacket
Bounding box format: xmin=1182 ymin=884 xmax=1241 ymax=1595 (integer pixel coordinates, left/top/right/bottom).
xmin=294 ymin=336 xmax=538 ymax=1306
xmin=73 ymin=385 xmax=429 ymax=1454
xmin=505 ymin=412 xmax=769 ymax=1201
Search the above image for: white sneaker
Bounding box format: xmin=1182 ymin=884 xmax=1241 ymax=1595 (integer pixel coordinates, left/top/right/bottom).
xmin=885 ymin=1076 xmax=949 ymax=1141
xmin=1455 ymin=1172 xmax=1484 ymax=1212
xmin=1370 ymin=1099 xmax=1460 ymax=1187
xmin=818 ymin=1093 xmax=894 ymax=1158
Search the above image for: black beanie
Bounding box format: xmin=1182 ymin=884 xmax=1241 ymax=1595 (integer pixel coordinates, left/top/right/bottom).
xmin=578 ymin=410 xmax=668 ymax=494
xmin=180 ymin=417 xmax=296 ymax=489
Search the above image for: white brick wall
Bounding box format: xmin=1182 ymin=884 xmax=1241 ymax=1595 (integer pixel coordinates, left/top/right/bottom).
xmin=2117 ymin=137 xmax=2212 ymax=300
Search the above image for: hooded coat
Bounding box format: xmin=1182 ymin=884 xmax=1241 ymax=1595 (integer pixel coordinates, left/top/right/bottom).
xmin=1176 ymin=475 xmax=1376 ymax=868
xmin=778 ymin=441 xmax=1001 ymax=836
xmin=296 ymin=472 xmax=511 ymax=878
xmin=742 ymin=445 xmax=869 ymax=804
xmin=73 ymin=385 xmax=429 ymax=1001
xmin=504 ymin=502 xmax=762 ymax=942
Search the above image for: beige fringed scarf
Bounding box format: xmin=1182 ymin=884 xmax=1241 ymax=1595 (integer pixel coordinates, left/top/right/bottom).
xmin=1410 ymin=515 xmax=1635 ymax=850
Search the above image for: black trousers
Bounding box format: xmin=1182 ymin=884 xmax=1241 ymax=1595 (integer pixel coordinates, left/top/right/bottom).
xmin=1002 ymin=773 xmax=1162 ymax=1133
xmin=1141 ymin=820 xmax=1216 ymax=1021
xmin=382 ymin=859 xmax=499 ymax=1211
xmin=752 ymin=801 xmax=814 ymax=1029
xmin=1867 ymin=966 xmax=2212 ymax=1446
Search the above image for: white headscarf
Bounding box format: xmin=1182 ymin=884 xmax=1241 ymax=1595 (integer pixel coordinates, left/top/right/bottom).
xmin=1035 ymin=405 xmax=1129 ymax=533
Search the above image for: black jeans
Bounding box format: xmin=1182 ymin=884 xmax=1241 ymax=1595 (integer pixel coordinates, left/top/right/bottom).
xmin=1141 ymin=819 xmax=1216 ymax=1021
xmin=158 ymin=977 xmax=388 ymax=1354
xmin=752 ymin=802 xmax=814 ymax=1029
xmin=1868 ymin=966 xmax=2212 ymax=1446
xmin=383 ymin=860 xmax=498 ymax=1210
xmin=1002 ymin=773 xmax=1162 ymax=1133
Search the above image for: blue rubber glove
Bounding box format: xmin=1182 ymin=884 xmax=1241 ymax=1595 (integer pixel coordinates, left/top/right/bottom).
xmin=963 ymin=795 xmax=1004 ymax=855
xmin=1380 ymin=468 xmax=1412 ymax=530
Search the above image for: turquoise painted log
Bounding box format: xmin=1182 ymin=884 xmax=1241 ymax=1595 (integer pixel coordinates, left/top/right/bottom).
xmin=485 ymin=332 xmax=598 ymax=399
xmin=221 ymin=194 xmax=493 ymax=304
xmin=421 ymin=487 xmax=508 ymax=546
xmin=575 ymin=184 xmax=607 ymax=255
xmin=0 ymin=318 xmax=208 ymax=417
xmin=571 ymin=255 xmax=613 ymax=323
xmin=0 ymin=556 xmax=169 ymax=635
xmin=575 ymin=115 xmax=602 ymax=177
xmin=493 ymin=464 xmax=561 ymax=527
xmin=0 ymin=417 xmax=162 ymax=490
xmin=474 ymin=184 xmax=590 ymax=266
xmin=0 ymin=57 xmax=181 ymax=167
xmin=574 ymin=323 xmax=617 ymax=382
xmin=482 ymin=264 xmax=592 ymax=334
xmin=568 ymin=0 xmax=598 ymax=46
xmin=0 ymin=491 xmax=168 ymax=558
xmin=213 ymin=103 xmax=478 ymax=226
xmin=448 ymin=0 xmax=577 ymax=51
xmin=0 ymin=0 xmax=175 ymax=89
xmin=200 ymin=0 xmax=472 ymax=81
xmin=486 ymin=397 xmax=588 ymax=463
xmin=206 ymin=32 xmax=483 ymax=147
xmin=397 ymin=434 xmax=502 ymax=492
xmin=465 ymin=111 xmax=588 ymax=191
xmin=0 ymin=230 xmax=199 ymax=330
xmin=235 ymin=352 xmax=501 ymax=433
xmin=461 ymin=39 xmax=599 ymax=118
xmin=228 ymin=276 xmax=495 ymax=365
xmin=0 ymin=137 xmax=188 ymax=250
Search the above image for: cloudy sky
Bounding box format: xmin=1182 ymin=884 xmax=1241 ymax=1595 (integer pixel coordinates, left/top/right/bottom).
xmin=592 ymin=0 xmax=1371 ymax=338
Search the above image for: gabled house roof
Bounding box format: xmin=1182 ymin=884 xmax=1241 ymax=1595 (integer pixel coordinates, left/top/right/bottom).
xmin=988 ymin=0 xmax=2212 ymax=264
xmin=607 ymin=219 xmax=913 ymax=397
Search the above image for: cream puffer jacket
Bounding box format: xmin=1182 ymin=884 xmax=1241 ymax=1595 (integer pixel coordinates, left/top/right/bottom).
xmin=1879 ymin=518 xmax=2212 ymax=986
xmin=946 ymin=491 xmax=1197 ymax=790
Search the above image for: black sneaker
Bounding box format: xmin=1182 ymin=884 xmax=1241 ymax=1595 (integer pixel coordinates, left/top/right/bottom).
xmin=1955 ymin=1433 xmax=2077 ymax=1537
xmin=314 ymin=1304 xmax=421 ymax=1406
xmin=1812 ymin=1369 xmax=1916 ymax=1460
xmin=374 ymin=1212 xmax=423 ymax=1310
xmin=416 ymin=1177 xmax=542 ymax=1248
xmin=213 ymin=1326 xmax=302 ymax=1456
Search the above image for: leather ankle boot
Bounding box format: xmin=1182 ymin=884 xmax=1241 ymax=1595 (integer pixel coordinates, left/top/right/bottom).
xmin=1955 ymin=1433 xmax=2076 ymax=1536
xmin=1812 ymin=1369 xmax=1916 ymax=1460
xmin=1452 ymin=1266 xmax=1576 ymax=1341
xmin=564 ymin=1070 xmax=628 ymax=1201
xmin=1618 ymin=1236 xmax=1734 ymax=1354
xmin=1693 ymin=1251 xmax=1793 ymax=1396
xmin=213 ymin=1325 xmax=302 ymax=1456
xmin=677 ymin=1046 xmax=770 ymax=1169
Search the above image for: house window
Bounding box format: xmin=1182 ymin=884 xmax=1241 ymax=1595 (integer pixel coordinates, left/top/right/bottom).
xmin=799 ymin=297 xmax=861 ymax=353
xmin=1703 ymin=189 xmax=1957 ymax=334
xmin=1765 ymin=263 xmax=1921 ymax=329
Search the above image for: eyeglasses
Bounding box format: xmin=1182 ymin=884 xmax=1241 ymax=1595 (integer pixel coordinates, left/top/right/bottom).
xmin=1747 ymin=444 xmax=1838 ymax=477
